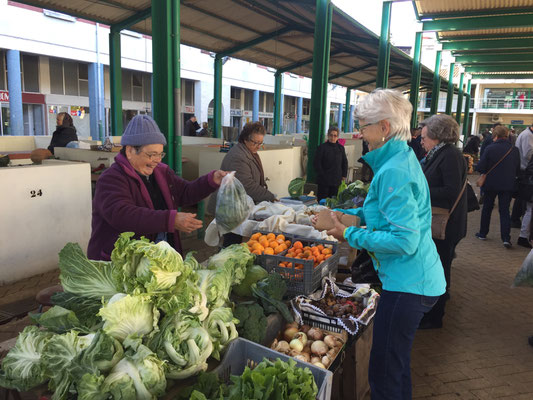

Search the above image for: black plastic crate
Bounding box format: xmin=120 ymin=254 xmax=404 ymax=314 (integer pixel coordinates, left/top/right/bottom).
xmin=254 ymin=235 xmax=339 ymax=297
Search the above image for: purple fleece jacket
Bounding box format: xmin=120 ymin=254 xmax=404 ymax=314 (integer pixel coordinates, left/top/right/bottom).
xmin=87 ymin=153 xmax=219 ymax=260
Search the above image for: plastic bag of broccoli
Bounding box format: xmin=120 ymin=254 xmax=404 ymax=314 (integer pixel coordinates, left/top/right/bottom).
xmin=215 ymin=171 xmax=254 ymax=234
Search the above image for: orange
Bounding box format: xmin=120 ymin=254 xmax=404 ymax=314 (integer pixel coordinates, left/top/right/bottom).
xmin=276 ymin=237 xmax=285 ymax=244
xmin=287 ymin=263 xmax=293 ymax=268
xmin=316 ymin=254 xmax=325 ymax=262
xmin=251 ymin=232 xmax=262 ymax=240
xmin=274 ymin=245 xmax=284 ymax=254
xmin=278 ymin=262 xmax=286 ymax=268
xmin=285 ymin=240 xmax=292 ymax=247
xmin=295 ymin=264 xmax=304 ymax=269
xmin=303 ymin=246 xmax=311 ymax=252
xmin=252 ymin=243 xmax=265 ymax=252
xmin=322 ymin=248 xmax=333 ymax=255
xmin=294 ymin=248 xmax=303 ymax=255
xmin=264 ymin=247 xmax=274 ymax=255
xmin=325 ymin=254 xmax=332 ymax=259
xmin=280 ymin=244 xmax=288 ymax=251
xmin=293 ymin=241 xmax=303 ymax=249
xmin=247 ymin=239 xmax=258 ymax=246
xmin=259 ymin=237 xmax=269 ymax=247
xmin=269 ymin=240 xmax=278 ymax=249
xmin=316 ymin=244 xmax=324 ymax=252
xmin=252 ymin=249 xmax=262 ymax=255
xmin=276 ymin=234 xmax=285 ymax=241
xmin=266 ymin=233 xmax=276 ymax=241
xmin=303 ymin=250 xmax=312 ymax=258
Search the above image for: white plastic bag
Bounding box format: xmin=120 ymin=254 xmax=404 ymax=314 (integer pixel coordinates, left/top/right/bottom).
xmin=512 ymin=249 xmax=533 ymax=287
xmin=215 ymin=171 xmax=253 ymax=234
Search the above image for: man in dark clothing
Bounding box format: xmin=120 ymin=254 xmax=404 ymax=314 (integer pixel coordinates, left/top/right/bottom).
xmin=184 ymin=116 xmax=200 ymax=136
xmin=314 ymin=127 xmax=348 ymax=200
xmin=479 ymin=129 xmax=493 ymax=158
xmin=408 ymin=126 xmax=425 ymax=160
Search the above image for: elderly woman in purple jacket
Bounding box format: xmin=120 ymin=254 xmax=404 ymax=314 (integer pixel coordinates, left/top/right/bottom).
xmin=87 ymin=115 xmax=227 ymax=260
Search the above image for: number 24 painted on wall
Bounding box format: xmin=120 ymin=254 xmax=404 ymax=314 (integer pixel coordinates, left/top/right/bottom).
xmin=30 ymin=189 xmax=43 ymax=198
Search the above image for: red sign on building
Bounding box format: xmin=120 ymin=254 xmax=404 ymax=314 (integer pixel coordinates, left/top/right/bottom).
xmin=0 ymin=91 xmax=9 ymax=102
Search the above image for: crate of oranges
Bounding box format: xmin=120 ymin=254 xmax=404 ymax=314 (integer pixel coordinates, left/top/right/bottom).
xmin=248 ymin=232 xmax=340 ymax=297
xmin=245 ymin=231 xmax=293 ymax=256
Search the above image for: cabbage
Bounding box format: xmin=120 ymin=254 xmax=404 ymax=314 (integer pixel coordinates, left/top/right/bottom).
xmin=59 ymin=242 xmax=122 ymax=300
xmin=207 ymin=244 xmax=254 ymax=285
xmin=288 ymin=177 xmax=305 ymax=198
xmin=203 ymin=307 xmax=238 ymax=360
xmin=111 ymin=232 xmax=190 ymax=294
xmin=0 ymin=326 xmax=53 ymax=391
xmin=99 ymin=294 xmax=159 ymax=341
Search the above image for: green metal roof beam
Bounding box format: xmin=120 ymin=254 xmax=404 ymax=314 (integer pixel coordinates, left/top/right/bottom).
xmin=276 ymin=49 xmax=342 ymax=74
xmin=471 ymin=73 xmax=533 ymax=79
xmin=455 ymin=53 xmax=533 ymax=63
xmin=442 ymin=38 xmax=533 ymax=51
xmin=348 ymin=74 xmax=398 ymax=90
xmin=328 ymin=62 xmax=375 ymax=80
xmin=422 ymin=13 xmax=533 ymax=32
xmin=111 ymin=7 xmax=151 ymax=32
xmin=466 ymin=64 xmax=533 ymax=73
xmin=293 ymin=26 xmax=378 ymax=46
xmin=439 ymin=33 xmax=533 ymax=42
xmin=218 ymin=26 xmax=293 ymax=57
xmin=418 ymin=8 xmax=533 ymax=20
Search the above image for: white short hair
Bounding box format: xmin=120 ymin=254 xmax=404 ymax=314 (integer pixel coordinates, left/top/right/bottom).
xmin=355 ymin=89 xmax=412 ymax=141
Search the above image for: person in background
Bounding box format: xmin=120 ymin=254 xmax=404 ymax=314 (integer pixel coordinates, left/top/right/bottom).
xmin=479 ymin=128 xmax=493 ymax=158
xmin=515 ymin=124 xmax=533 ymax=247
xmin=322 ymin=89 xmax=445 ymax=400
xmin=314 ymin=127 xmax=348 ymax=201
xmin=207 ymin=122 xmax=276 ymax=247
xmin=418 ymin=114 xmax=467 ymax=329
xmin=197 ymin=122 xmax=210 ymax=137
xmin=47 ymin=112 xmax=78 ymax=155
xmin=475 ymin=125 xmax=520 ymax=248
xmin=408 ymin=126 xmax=425 ymax=161
xmin=463 ymin=134 xmax=481 ymax=156
xmin=184 ymin=115 xmax=200 ymax=137
xmin=88 ymin=115 xmax=227 ymax=260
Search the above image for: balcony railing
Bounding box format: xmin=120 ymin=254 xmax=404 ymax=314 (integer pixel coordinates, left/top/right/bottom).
xmin=475 ymin=98 xmax=533 ymax=110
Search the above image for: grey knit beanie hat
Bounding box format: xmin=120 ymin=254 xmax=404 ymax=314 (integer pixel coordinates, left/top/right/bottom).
xmin=121 ymin=115 xmax=167 ymax=146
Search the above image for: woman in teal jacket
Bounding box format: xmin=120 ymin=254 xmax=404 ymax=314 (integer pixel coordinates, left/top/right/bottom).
xmin=326 ymin=89 xmax=446 ymax=400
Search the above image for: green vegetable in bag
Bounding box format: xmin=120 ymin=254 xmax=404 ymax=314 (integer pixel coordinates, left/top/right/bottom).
xmin=215 ymin=171 xmax=252 ymax=234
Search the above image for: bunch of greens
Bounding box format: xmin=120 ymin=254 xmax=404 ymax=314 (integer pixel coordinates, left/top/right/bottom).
xmin=252 ymin=273 xmax=293 ymax=322
xmin=325 ymin=180 xmax=369 ymax=209
xmin=0 ymin=233 xmax=253 ymax=398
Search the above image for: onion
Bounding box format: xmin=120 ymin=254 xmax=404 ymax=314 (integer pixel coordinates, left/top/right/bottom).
xmin=285 ymin=322 xmax=299 ymax=329
xmin=293 ymin=332 xmax=308 ymax=346
xmin=294 ymin=354 xmax=309 ymax=363
xmin=289 ymin=349 xmax=301 ymax=357
xmin=311 ymin=356 xmax=321 ymax=364
xmin=307 ymin=327 xmax=324 ymax=341
xmin=324 ymin=334 xmax=341 ymax=348
xmin=276 ymin=340 xmax=290 ymax=354
xmin=321 ymin=355 xmax=332 ymax=368
xmin=290 ymin=338 xmax=304 ymax=352
xmin=271 ymin=339 xmax=278 ymax=350
xmin=327 ymin=348 xmax=337 ymax=360
xmin=302 ymin=343 xmax=312 ymax=355
xmin=313 ymin=362 xmax=326 ymax=369
xmin=300 ymin=324 xmax=311 ymax=334
xmin=311 ymin=340 xmax=328 ymax=356
xmin=284 ymin=327 xmax=299 ymax=342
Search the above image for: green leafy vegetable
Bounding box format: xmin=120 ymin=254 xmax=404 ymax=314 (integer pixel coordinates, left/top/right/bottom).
xmin=215 ymin=172 xmax=252 ymax=234
xmin=233 ymin=302 xmax=267 ymax=344
xmin=176 ymin=372 xmax=227 ymax=400
xmin=232 ymin=265 xmax=268 ymax=298
xmin=252 ymin=273 xmax=293 ymax=322
xmin=51 ymin=291 xmax=103 ymax=330
xmin=0 ymin=326 xmax=53 ymax=391
xmin=99 ymin=293 xmax=159 ymax=341
xmin=59 ymin=242 xmax=122 ymax=300
xmin=207 ymin=244 xmax=254 ymax=284
xmin=30 ymin=306 xmax=90 ymax=334
xmin=288 ymin=177 xmax=305 ymax=199
xmin=203 ymin=307 xmax=238 ymax=360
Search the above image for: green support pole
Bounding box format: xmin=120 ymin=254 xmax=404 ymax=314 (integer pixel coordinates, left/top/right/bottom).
xmin=409 ymin=32 xmax=423 ymax=129
xmin=213 ymin=55 xmax=222 ymax=139
xmin=455 ymin=72 xmax=465 ymax=125
xmin=152 ymin=0 xmax=174 ymax=169
xmin=320 ymin=3 xmax=333 ymax=141
xmin=430 ymin=50 xmax=442 ymax=115
xmin=172 ymin=0 xmax=182 ymax=176
xmin=109 ymin=28 xmax=123 ymax=136
xmin=376 ymin=1 xmax=392 ymax=88
xmin=343 ymin=89 xmax=351 ymax=132
xmin=307 ymin=0 xmax=332 ymax=183
xmin=445 ymin=62 xmax=455 ymax=115
xmin=462 ymin=79 xmax=472 ymax=139
xmin=273 ymin=71 xmax=282 ymax=136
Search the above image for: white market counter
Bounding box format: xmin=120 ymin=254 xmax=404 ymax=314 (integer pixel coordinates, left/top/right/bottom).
xmin=0 ymin=160 xmax=92 ymax=284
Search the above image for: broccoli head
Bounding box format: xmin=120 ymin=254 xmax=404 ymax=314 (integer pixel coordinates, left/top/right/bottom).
xmin=255 ymin=272 xmax=287 ymax=301
xmin=233 ymin=302 xmax=267 ymax=344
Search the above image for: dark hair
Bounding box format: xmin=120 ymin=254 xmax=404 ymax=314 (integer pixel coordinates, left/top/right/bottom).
xmin=238 ymin=122 xmax=266 ymax=144
xmin=327 ymin=127 xmax=339 ymax=136
xmin=493 ymin=125 xmax=509 ymax=139
xmin=58 ymin=112 xmax=74 ymax=127
xmin=120 ymin=145 xmax=142 ymax=156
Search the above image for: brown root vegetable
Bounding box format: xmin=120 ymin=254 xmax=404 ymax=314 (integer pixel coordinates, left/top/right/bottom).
xmin=313 ymin=362 xmax=326 ymax=369
xmin=284 ymin=327 xmax=299 ymax=342
xmin=321 ymin=355 xmax=332 ymax=368
xmin=293 ymin=332 xmax=308 ymax=347
xmin=307 ymin=327 xmax=324 ymax=341
xmin=289 ymin=349 xmax=302 ymax=357
xmin=311 ymin=340 xmax=328 ymax=356
xmin=294 ymin=354 xmax=310 ymax=363
xmin=324 ymin=334 xmax=343 ymax=348
xmin=300 ymin=324 xmax=311 ymax=334
xmin=311 ymin=356 xmax=321 ymax=364
xmin=276 ymin=340 xmax=291 ymax=354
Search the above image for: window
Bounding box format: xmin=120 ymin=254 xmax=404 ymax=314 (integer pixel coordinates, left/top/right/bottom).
xmin=143 ymin=74 xmax=151 ymax=102
xmin=64 ymin=61 xmax=78 ymax=96
xmin=0 ymin=52 xmax=5 ymax=91
xmin=182 ymin=79 xmax=194 ymax=106
xmin=22 ymin=55 xmax=39 ymax=93
xmin=132 ymin=71 xmax=143 ymax=102
xmin=78 ymin=63 xmax=88 ymax=97
xmin=122 ymin=70 xmax=132 ymax=101
xmin=259 ymin=92 xmax=265 ymax=111
xmin=49 ymin=58 xmax=63 ymax=94
xmin=49 ymin=58 xmax=90 ymax=97
xmin=302 ymin=99 xmax=310 ymax=115
xmin=265 ymin=92 xmax=274 ymax=113
xmin=230 ymin=86 xmax=241 ymax=110
xmin=244 ymin=89 xmax=254 ymax=111
xmin=285 ymin=96 xmax=296 ymax=113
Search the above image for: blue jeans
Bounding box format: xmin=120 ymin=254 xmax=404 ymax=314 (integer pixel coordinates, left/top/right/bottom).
xmin=369 ymin=290 xmax=438 ymax=400
xmin=479 ymin=190 xmax=513 ymax=242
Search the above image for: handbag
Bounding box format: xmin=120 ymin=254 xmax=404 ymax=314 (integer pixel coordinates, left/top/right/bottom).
xmin=431 ymin=179 xmax=467 ymax=240
xmin=351 ymin=249 xmax=381 ymax=285
xmin=466 ymin=182 xmax=480 ymax=212
xmin=476 ymin=147 xmax=513 ymax=188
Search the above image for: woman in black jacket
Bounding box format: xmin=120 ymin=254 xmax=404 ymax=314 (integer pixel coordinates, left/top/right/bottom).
xmin=314 ymin=127 xmax=348 ymax=200
xmin=475 ymin=125 xmax=520 ymax=246
xmin=419 ymin=114 xmax=468 ymax=329
xmin=48 ymin=112 xmax=78 ymax=154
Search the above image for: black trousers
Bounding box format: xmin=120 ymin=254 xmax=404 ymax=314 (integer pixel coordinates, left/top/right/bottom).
xmin=511 ymin=198 xmax=526 ymax=224
xmin=317 ymin=184 xmax=339 ymax=201
xmin=422 ymin=238 xmax=457 ymax=324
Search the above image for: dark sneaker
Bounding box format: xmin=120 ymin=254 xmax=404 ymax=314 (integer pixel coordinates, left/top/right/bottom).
xmin=517 ymin=237 xmax=532 ymax=249
xmin=503 ymin=241 xmax=512 ymax=249
xmin=475 ymin=233 xmax=487 ymax=240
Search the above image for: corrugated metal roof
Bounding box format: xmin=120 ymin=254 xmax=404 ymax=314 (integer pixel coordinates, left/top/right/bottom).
xmin=414 ymin=0 xmax=533 ymax=16
xmin=12 ymin=0 xmax=445 ymax=94
xmin=439 ymin=27 xmax=533 ymax=40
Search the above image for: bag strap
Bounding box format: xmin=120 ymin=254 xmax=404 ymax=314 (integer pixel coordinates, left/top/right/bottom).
xmin=485 ymin=146 xmax=513 ymax=177
xmin=449 ymin=178 xmax=468 ymax=215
